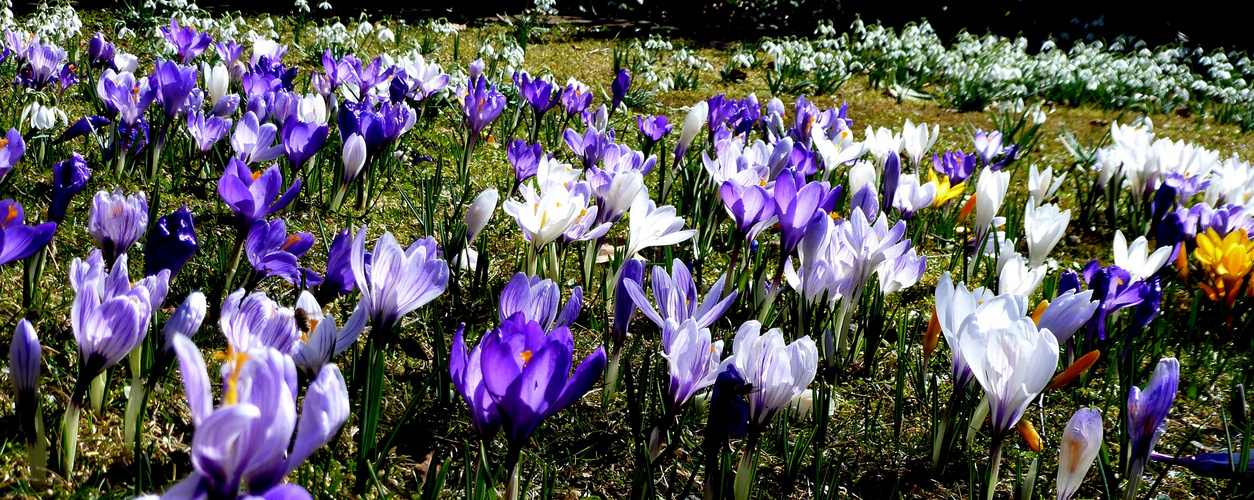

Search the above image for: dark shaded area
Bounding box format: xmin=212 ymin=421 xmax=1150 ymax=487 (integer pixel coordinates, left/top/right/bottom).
xmin=19 ymin=1 xmax=1250 ymax=54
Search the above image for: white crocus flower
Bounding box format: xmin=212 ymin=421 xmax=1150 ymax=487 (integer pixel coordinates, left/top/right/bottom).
xmin=675 ymin=101 xmax=708 ymax=159
xmin=997 ymin=253 xmax=1047 ymax=297
xmin=1028 ymin=164 xmax=1066 ymax=207
xmin=1024 ymin=202 xmax=1070 ymax=268
xmin=957 ymin=295 xmax=1058 ymax=437
xmin=1112 ymin=230 xmax=1171 ymax=282
xmin=863 ymin=125 xmax=903 ymax=169
xmin=902 ymin=119 xmax=939 ymax=167
xmin=974 ymin=167 xmax=1011 ymax=243
xmin=503 ymin=181 xmax=587 ymax=249
xmin=625 ymin=195 xmax=696 ymax=259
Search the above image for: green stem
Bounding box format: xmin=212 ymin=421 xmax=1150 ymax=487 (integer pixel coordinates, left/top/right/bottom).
xmin=1124 ymin=458 xmax=1147 ymax=500
xmin=504 ymin=445 xmax=522 ymax=500
xmin=733 ymin=430 xmax=761 ymax=500
xmin=62 ymin=401 xmax=82 ymax=476
xmin=89 ymin=373 xmax=106 ymax=414
xmin=986 ymin=434 xmax=1005 ymax=500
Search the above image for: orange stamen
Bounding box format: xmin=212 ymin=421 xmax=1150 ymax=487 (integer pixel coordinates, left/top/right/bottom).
xmin=1017 ymin=418 xmax=1041 ymax=452
xmin=1047 ymin=350 xmax=1100 ymax=391
xmin=520 ymin=349 xmax=533 ymax=366
xmin=923 ymin=309 xmax=940 ymax=358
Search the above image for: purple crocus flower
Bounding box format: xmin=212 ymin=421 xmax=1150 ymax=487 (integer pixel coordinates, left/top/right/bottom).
xmin=282 ymin=118 xmax=329 ymax=167
xmin=244 ymin=219 xmax=322 ymax=288
xmin=350 ymin=227 xmax=449 ymax=332
xmin=638 ymin=113 xmax=672 ymax=143
xmin=561 ymin=81 xmax=592 ymax=117
xmin=187 ymin=112 xmax=232 ymax=153
xmin=87 ymin=189 xmax=148 ymax=266
xmin=1066 ymin=261 xmax=1154 ymax=342
xmin=162 ymin=337 xmax=347 ymax=500
xmin=217 ymin=158 xmax=301 ymax=227
xmin=973 ymin=130 xmax=1003 ymax=167
xmin=773 ymin=169 xmax=840 ymax=256
xmin=232 ymin=111 xmax=286 ymax=164
xmin=49 ymin=153 xmax=91 ymax=224
xmin=0 ymin=128 xmax=25 ymax=184
xmin=145 ymin=205 xmax=198 ymax=278
xmin=461 ymin=76 xmax=507 ymax=134
xmin=610 ymin=69 xmax=631 ymax=112
xmin=451 ymin=323 xmax=502 ymax=440
xmin=933 ymin=151 xmax=977 ymax=185
xmin=16 ymin=43 xmax=65 ymax=90
xmin=514 ymin=70 xmax=558 ymax=116
xmin=479 ymin=313 xmax=607 ymax=445
xmin=315 ymin=228 xmax=364 ymax=305
xmin=564 ymin=126 xmax=615 ymax=169
xmin=1162 ymin=170 xmax=1211 ymax=202
xmin=161 ymin=20 xmax=213 ymax=64
xmin=154 ymin=60 xmax=199 ymax=121
xmin=622 ymin=258 xmax=737 ymax=330
xmin=219 ymin=289 xmax=301 ymax=354
xmin=56 ymin=116 xmax=110 ymax=143
xmin=292 ymin=291 xmax=368 ymax=377
xmin=337 ymin=100 xmax=387 ymax=151
xmin=88 ymin=33 xmax=115 ymax=69
xmin=508 ymin=139 xmax=543 ymax=183
xmin=1125 ymin=358 xmax=1180 ymax=499
xmin=497 ymin=272 xmax=583 ymax=332
xmin=661 ymin=318 xmax=726 ymax=413
xmin=68 ymin=250 xmax=153 ymax=396
xmin=1151 ymin=452 xmax=1254 ymax=479
xmin=720 ymin=179 xmax=776 ymax=242
xmin=613 ymin=259 xmax=644 ymax=347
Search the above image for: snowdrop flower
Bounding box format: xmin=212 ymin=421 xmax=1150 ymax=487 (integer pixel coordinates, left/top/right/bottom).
xmin=1024 ymin=202 xmax=1070 ymax=268
xmin=1112 ymin=230 xmax=1171 ymax=281
xmin=377 ymin=28 xmax=395 ymax=43
xmin=901 ymin=119 xmax=939 ymax=167
xmin=1028 ymin=164 xmax=1066 ymax=206
xmin=625 ymin=196 xmax=696 ymax=259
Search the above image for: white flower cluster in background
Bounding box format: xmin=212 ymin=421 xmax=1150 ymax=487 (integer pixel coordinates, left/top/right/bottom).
xmin=22 ymin=1 xmax=83 ymax=42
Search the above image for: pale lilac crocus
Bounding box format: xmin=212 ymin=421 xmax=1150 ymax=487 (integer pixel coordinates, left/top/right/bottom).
xmin=623 ymin=258 xmax=736 ymax=330
xmin=350 ymin=227 xmax=450 ymax=333
xmin=87 ymin=189 xmax=148 ymax=266
xmin=1124 ymin=358 xmax=1179 ymax=500
xmin=231 ymin=111 xmax=286 ymax=164
xmin=219 ymin=289 xmax=302 ymax=355
xmin=496 ymin=272 xmax=583 ymax=333
xmin=291 ymin=291 xmax=368 ymax=377
xmin=187 ymin=112 xmax=232 ymax=153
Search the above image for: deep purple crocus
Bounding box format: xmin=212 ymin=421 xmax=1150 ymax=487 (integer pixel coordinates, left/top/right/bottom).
xmin=561 ymin=81 xmax=592 ymax=117
xmin=217 ymin=158 xmax=301 ymax=227
xmin=479 ymin=313 xmax=606 ymax=446
xmin=720 ymin=179 xmax=776 ymax=242
xmin=188 ymin=112 xmax=232 ymax=153
xmin=564 ymin=126 xmax=615 ymax=169
xmin=146 ymin=205 xmax=198 ymax=278
xmin=161 ymin=20 xmax=213 ymax=64
xmin=282 ymin=119 xmax=329 ymax=167
xmin=0 ymin=127 xmax=25 ymax=184
xmin=87 ymin=189 xmax=148 ymax=266
xmin=773 ymin=169 xmax=840 ymax=256
xmin=244 ymin=219 xmax=322 ymax=288
xmin=0 ymin=200 xmax=56 ymax=267
xmin=88 ymin=33 xmax=115 ymax=69
xmin=56 ymin=116 xmax=110 ymax=143
xmin=461 ymin=76 xmax=507 ymax=134
xmin=610 ymin=69 xmax=631 ymax=113
xmin=451 ymin=323 xmax=502 ymax=440
xmin=623 ymin=258 xmax=737 ymax=330
xmin=49 ymin=153 xmax=91 ymax=224
xmin=1125 ymin=358 xmax=1180 ymax=499
xmin=933 ymin=151 xmax=976 ymax=185
xmin=514 ymin=70 xmax=558 ymax=116
xmin=1151 ymin=452 xmax=1254 ymax=479
xmin=315 ymin=228 xmax=365 ymax=305
xmin=613 ymin=259 xmax=644 ymax=347
xmin=154 ymin=60 xmax=199 ymax=121
xmin=638 ymin=115 xmax=673 ymax=142
xmin=508 ymin=139 xmax=543 ymax=183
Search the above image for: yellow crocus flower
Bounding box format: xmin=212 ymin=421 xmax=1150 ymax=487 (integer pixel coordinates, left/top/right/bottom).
xmin=928 ymin=169 xmax=966 ymax=207
xmin=1193 ymin=228 xmax=1254 ymax=306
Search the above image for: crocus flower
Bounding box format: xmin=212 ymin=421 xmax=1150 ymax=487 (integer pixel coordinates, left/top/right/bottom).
xmin=624 ymin=258 xmax=737 ymax=331
xmin=218 ymin=159 xmax=301 ymax=227
xmin=513 ymin=70 xmax=558 ymax=116
xmin=17 ymin=43 xmax=65 ymax=90
xmin=87 ymin=189 xmax=148 ymax=266
xmin=1056 ymin=408 xmax=1104 ymax=500
xmin=231 ymin=112 xmax=286 ymax=164
xmin=564 ymin=126 xmax=615 ymax=169
xmin=154 ymin=60 xmax=199 ymax=121
xmin=610 ymin=69 xmax=631 ymax=112
xmin=219 ymin=289 xmax=302 ymax=355
xmin=466 ymin=188 xmax=499 ymax=243
xmin=661 ymin=318 xmax=726 ymax=412
xmin=731 ymin=320 xmax=818 ymax=426
xmin=894 ymin=173 xmax=937 ymax=220
xmin=998 ymin=253 xmax=1047 ymax=297
xmin=497 ymin=272 xmax=583 ymax=334
xmin=291 ymin=291 xmax=368 ymax=377
xmin=478 ymin=313 xmax=607 ymax=446
xmin=720 ymin=179 xmax=777 ymax=241
xmin=1125 ymin=358 xmax=1179 ymax=500
xmin=145 ymin=205 xmax=198 ymax=278
xmin=162 ymin=336 xmax=347 ymax=500
xmin=282 ymin=119 xmax=329 ymax=167
xmin=450 ymin=323 xmax=502 ymax=440
xmin=864 ymin=125 xmax=904 ymax=168
xmin=187 ymin=112 xmax=232 ymax=153
xmin=10 ymin=319 xmax=41 ymax=445
xmin=973 ymin=130 xmax=1004 ymax=167
xmin=56 ymin=116 xmax=110 ymax=143
xmin=161 ymin=20 xmax=213 ymax=64
xmin=560 ymin=79 xmax=592 ymax=117
xmin=934 ymin=273 xmax=1014 ymax=390
xmin=1150 ymin=452 xmax=1254 ymax=479
xmin=314 ymin=228 xmax=363 ymax=305
xmin=902 ymin=119 xmax=939 ymax=167
xmin=1025 ymin=202 xmax=1070 ymax=268
xmin=974 ymin=167 xmax=1010 ymax=246
xmin=350 ymin=228 xmax=449 ymax=333
xmin=503 ymin=174 xmax=592 ymax=249
xmin=338 ymin=133 xmax=368 ymax=190
xmin=1037 ymin=290 xmax=1099 ymax=343
xmin=508 ymin=139 xmax=543 ymax=183
xmin=461 ymin=76 xmax=507 ymax=134
xmin=1029 ymin=165 xmax=1066 ymax=207
xmin=0 ymin=200 xmax=56 ymax=267
xmin=88 ymin=33 xmax=115 ymax=69
xmin=958 ymin=296 xmax=1057 ymax=440
xmin=0 ymin=128 xmax=25 ymax=184
xmin=773 ymin=169 xmax=840 ymax=256
xmin=674 ymin=101 xmax=708 ymax=160
xmin=244 ymin=219 xmax=321 ymax=287
xmin=1113 ymin=230 xmax=1172 ymax=282
xmin=638 ymin=114 xmax=673 ymax=144
xmin=1193 ymin=228 xmax=1254 ymax=306
xmin=625 ymin=195 xmax=697 ymax=259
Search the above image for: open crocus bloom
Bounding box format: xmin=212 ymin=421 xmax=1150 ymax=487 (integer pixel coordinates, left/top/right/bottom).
xmin=957 ymin=299 xmax=1058 ymax=438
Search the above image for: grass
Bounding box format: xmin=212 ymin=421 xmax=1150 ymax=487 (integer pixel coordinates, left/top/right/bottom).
xmin=1 ymin=8 xmax=1253 ymax=499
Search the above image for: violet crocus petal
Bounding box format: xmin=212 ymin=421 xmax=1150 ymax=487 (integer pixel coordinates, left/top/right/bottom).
xmin=451 ymin=323 xmax=502 ymax=439
xmin=550 ymin=344 xmax=607 ymax=417
xmin=694 ymin=274 xmax=737 ymax=329
xmin=283 ymin=363 xmax=348 ymax=479
xmin=191 ymin=403 xmax=259 ymax=497
xmin=332 ymin=300 xmax=369 ymax=355
xmin=623 ymin=277 xmax=665 ymax=328
xmin=172 ymin=334 xmax=213 ymax=425
xmin=0 ymin=219 xmax=57 ymax=266
xmin=554 ymin=286 xmax=583 ymax=330
xmin=498 ymin=273 xmax=560 ymax=329
xmin=1127 ymin=358 xmax=1179 ymax=466
xmin=253 ymin=484 xmax=314 ymax=500
xmin=613 ymin=260 xmax=644 ymax=344
xmin=9 ymin=319 xmax=40 ymax=395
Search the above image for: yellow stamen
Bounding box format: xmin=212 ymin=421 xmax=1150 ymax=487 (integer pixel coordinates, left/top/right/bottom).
xmin=2 ymin=205 xmax=17 ymax=229
xmin=281 ymin=234 xmax=303 ymax=251
xmin=520 ymin=349 xmax=533 ymax=366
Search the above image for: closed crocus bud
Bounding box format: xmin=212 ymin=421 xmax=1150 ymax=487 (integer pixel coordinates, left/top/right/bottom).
xmin=1025 ymin=202 xmax=1071 ymax=268
xmin=202 ymin=62 xmax=230 ymax=107
xmin=465 ymin=188 xmax=499 ymax=242
xmin=1056 ymin=408 xmax=1103 ymax=500
xmin=299 ymin=93 xmax=328 ymax=125
xmin=341 ymin=133 xmax=367 ymax=185
xmin=848 ymin=160 xmax=877 ymax=199
xmin=88 ymin=188 xmax=148 ymax=266
xmin=974 ymin=166 xmax=1010 ymax=243
xmin=115 ymin=53 xmax=139 ymax=73
xmin=674 ymin=101 xmax=708 ymax=160
xmin=9 ymin=319 xmax=41 ymax=396
xmin=162 ymin=292 xmax=208 ymax=349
